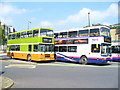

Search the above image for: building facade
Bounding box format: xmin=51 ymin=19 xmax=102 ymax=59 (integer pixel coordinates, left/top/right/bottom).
xmin=0 ymin=21 xmax=16 ymax=51
xmin=110 ymin=24 xmax=120 ymax=42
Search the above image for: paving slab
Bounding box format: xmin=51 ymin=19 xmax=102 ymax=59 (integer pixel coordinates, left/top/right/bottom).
xmin=0 ymin=76 xmax=14 ymax=90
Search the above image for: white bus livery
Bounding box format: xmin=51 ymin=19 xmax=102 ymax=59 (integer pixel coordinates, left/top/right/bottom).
xmin=112 ymin=41 xmax=120 ymax=61
xmin=54 ymin=26 xmax=112 ymax=64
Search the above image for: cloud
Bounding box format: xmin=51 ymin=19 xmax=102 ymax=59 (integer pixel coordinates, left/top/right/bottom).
xmin=0 ymin=4 xmax=27 ymax=16
xmin=1 ymin=18 xmax=13 ymax=25
xmin=39 ymin=3 xmax=118 ymax=30
xmin=40 ymin=21 xmax=54 ymax=27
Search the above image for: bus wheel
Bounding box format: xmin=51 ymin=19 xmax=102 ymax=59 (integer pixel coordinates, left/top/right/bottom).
xmin=11 ymin=53 xmax=14 ymax=59
xmin=27 ymin=55 xmax=31 ymax=62
xmin=80 ymin=56 xmax=88 ymax=65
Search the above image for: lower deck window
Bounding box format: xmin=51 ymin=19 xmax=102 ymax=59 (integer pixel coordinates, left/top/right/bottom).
xmin=55 ymin=46 xmax=59 ymax=52
xmin=59 ymin=46 xmax=67 ymax=52
xmin=68 ymin=46 xmax=77 ymax=52
xmin=91 ymin=44 xmax=100 ymax=53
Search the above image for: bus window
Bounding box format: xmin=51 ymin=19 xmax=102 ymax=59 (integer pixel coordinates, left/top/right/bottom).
xmin=79 ymin=30 xmax=89 ymax=37
xmin=47 ymin=30 xmax=53 ymax=37
xmin=27 ymin=31 xmax=33 ymax=37
xmin=8 ymin=35 xmax=12 ymax=40
xmin=54 ymin=33 xmax=58 ymax=38
xmin=68 ymin=31 xmax=77 ymax=37
xmin=16 ymin=45 xmax=20 ymax=51
xmin=59 ymin=46 xmax=67 ymax=52
xmin=60 ymin=32 xmax=67 ymax=38
xmin=90 ymin=28 xmax=100 ymax=36
xmin=16 ymin=33 xmax=20 ymax=39
xmin=49 ymin=45 xmax=54 ymax=52
xmin=112 ymin=46 xmax=120 ymax=53
xmin=10 ymin=45 xmax=16 ymax=51
xmin=91 ymin=44 xmax=100 ymax=53
xmin=21 ymin=32 xmax=27 ymax=38
xmin=100 ymin=27 xmax=110 ymax=37
xmin=40 ymin=29 xmax=53 ymax=37
xmin=34 ymin=45 xmax=38 ymax=52
xmin=39 ymin=45 xmax=45 ymax=52
xmin=33 ymin=30 xmax=39 ymax=37
xmin=11 ymin=34 xmax=15 ymax=39
xmin=28 ymin=45 xmax=32 ymax=52
xmin=55 ymin=46 xmax=59 ymax=52
xmin=68 ymin=46 xmax=77 ymax=52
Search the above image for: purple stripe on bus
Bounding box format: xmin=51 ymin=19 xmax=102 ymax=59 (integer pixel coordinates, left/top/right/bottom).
xmin=55 ymin=36 xmax=103 ymax=40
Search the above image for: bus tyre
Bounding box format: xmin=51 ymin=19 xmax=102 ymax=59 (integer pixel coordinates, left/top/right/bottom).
xmin=11 ymin=53 xmax=14 ymax=59
xmin=27 ymin=55 xmax=31 ymax=62
xmin=80 ymin=56 xmax=88 ymax=65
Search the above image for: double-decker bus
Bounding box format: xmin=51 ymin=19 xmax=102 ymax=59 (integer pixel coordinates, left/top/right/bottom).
xmin=111 ymin=41 xmax=120 ymax=61
xmin=54 ymin=26 xmax=112 ymax=64
xmin=7 ymin=27 xmax=54 ymax=61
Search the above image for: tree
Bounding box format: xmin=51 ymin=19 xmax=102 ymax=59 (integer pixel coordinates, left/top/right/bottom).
xmin=0 ymin=26 xmax=5 ymax=45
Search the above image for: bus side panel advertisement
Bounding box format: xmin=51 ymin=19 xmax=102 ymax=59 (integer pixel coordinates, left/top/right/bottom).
xmin=55 ymin=39 xmax=88 ymax=44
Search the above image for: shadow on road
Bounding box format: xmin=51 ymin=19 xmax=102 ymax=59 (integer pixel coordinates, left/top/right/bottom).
xmin=56 ymin=60 xmax=112 ymax=66
xmin=14 ymin=58 xmax=56 ymax=64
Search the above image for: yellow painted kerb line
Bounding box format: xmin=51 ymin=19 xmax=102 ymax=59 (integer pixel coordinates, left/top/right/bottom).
xmin=5 ymin=64 xmax=36 ymax=68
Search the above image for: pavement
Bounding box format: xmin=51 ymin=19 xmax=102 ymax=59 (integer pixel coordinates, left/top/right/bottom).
xmin=0 ymin=75 xmax=14 ymax=90
xmin=0 ymin=52 xmax=14 ymax=89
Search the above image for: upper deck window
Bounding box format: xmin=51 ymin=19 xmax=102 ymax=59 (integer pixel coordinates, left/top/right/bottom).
xmin=58 ymin=32 xmax=67 ymax=38
xmin=11 ymin=34 xmax=15 ymax=39
xmin=16 ymin=33 xmax=20 ymax=39
xmin=54 ymin=33 xmax=58 ymax=38
xmin=40 ymin=29 xmax=53 ymax=37
xmin=79 ymin=30 xmax=89 ymax=37
xmin=21 ymin=32 xmax=27 ymax=38
xmin=90 ymin=28 xmax=100 ymax=36
xmin=33 ymin=30 xmax=39 ymax=37
xmin=68 ymin=31 xmax=77 ymax=38
xmin=27 ymin=31 xmax=33 ymax=37
xmin=8 ymin=35 xmax=12 ymax=40
xmin=100 ymin=27 xmax=110 ymax=37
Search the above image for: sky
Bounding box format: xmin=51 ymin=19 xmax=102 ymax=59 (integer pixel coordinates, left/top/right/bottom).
xmin=0 ymin=1 xmax=119 ymax=31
